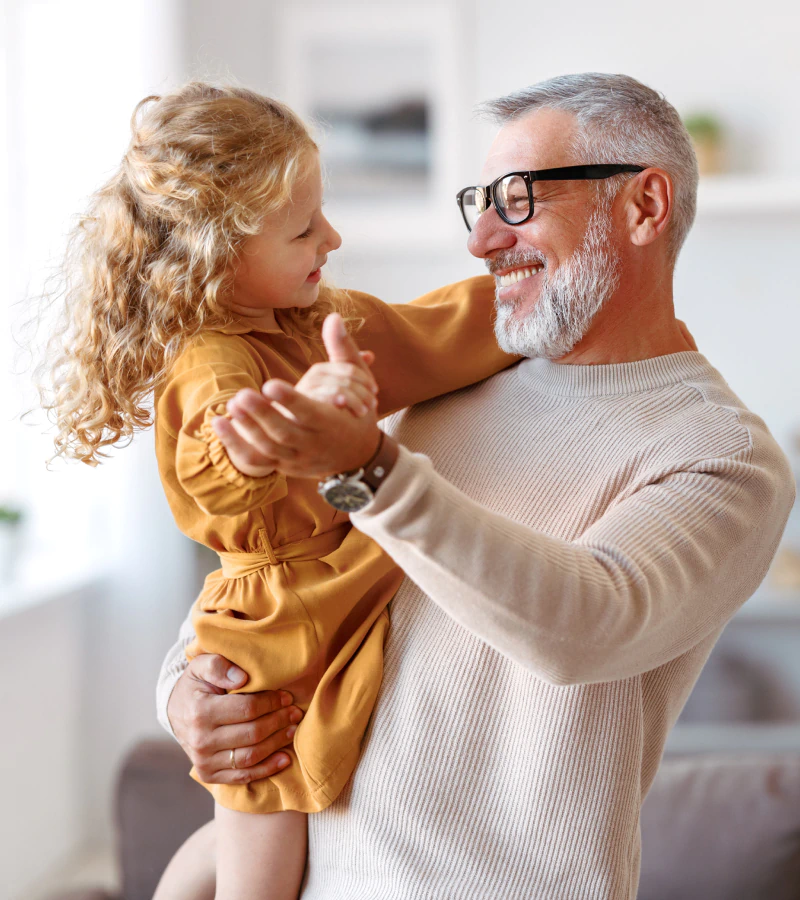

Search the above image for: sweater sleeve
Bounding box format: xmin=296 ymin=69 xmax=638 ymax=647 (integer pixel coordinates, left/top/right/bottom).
xmin=157 ymin=337 xmax=288 ymax=517
xmin=155 ymin=607 xmax=195 ymax=740
xmin=351 ymin=440 xmax=794 ymax=685
xmin=347 ymin=276 xmax=519 ymax=416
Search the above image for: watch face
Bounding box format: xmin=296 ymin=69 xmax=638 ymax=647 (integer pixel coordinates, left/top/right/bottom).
xmin=323 ymin=481 xmax=373 ymax=512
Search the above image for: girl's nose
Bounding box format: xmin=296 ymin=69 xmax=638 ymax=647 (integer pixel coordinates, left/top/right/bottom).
xmin=322 ymin=217 xmax=342 ymax=253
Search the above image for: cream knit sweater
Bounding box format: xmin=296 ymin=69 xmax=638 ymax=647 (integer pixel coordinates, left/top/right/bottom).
xmin=156 ymin=351 xmax=794 ymax=899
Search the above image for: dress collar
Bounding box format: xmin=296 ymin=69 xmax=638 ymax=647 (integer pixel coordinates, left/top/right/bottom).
xmin=208 ymin=314 xmax=286 ymax=337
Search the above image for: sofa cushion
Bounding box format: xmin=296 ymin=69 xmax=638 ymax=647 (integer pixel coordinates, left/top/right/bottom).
xmin=639 ymin=754 xmax=800 ymax=900
xmin=116 ymin=739 xmax=214 ymax=900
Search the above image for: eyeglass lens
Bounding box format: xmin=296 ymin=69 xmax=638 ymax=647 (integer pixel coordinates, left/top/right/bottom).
xmin=460 ymin=175 xmax=532 ymax=230
xmin=495 ymin=174 xmax=530 ymax=224
xmin=460 ymin=186 xmax=486 ymax=230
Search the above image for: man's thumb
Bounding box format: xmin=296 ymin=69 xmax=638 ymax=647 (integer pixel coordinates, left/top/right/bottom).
xmin=189 ymin=653 xmax=248 ymax=692
xmin=322 ymin=313 xmax=368 ymax=367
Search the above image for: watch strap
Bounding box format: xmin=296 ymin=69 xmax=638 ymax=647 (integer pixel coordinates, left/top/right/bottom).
xmin=360 ymin=432 xmax=400 ymax=494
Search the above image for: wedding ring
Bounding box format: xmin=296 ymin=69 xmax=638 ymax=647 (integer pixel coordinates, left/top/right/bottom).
xmin=230 ymin=748 xmax=237 ymax=769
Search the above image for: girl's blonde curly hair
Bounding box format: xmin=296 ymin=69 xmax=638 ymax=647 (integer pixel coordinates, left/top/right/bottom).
xmin=36 ymin=81 xmax=348 ymax=467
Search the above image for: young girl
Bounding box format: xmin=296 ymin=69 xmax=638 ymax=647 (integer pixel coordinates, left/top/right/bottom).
xmin=40 ymin=82 xmax=515 ymax=898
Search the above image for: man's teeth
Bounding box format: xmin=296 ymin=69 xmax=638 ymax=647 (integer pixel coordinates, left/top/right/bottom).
xmin=498 ymin=265 xmax=543 ymax=288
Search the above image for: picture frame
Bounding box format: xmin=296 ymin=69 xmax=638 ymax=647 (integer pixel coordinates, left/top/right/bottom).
xmin=278 ymin=3 xmax=465 ymax=249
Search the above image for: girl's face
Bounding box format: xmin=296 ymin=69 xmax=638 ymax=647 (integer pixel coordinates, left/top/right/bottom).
xmin=229 ymin=154 xmax=341 ymax=326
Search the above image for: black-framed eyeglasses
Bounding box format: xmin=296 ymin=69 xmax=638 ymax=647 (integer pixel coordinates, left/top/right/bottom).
xmin=456 ymin=164 xmax=646 ymax=232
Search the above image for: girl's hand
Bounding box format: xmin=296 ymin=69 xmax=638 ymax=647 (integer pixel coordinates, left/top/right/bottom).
xmin=294 ymin=351 xmax=378 ymax=418
xmin=212 ymin=318 xmax=380 ymax=477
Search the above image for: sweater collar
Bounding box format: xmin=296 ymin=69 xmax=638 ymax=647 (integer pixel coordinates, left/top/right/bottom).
xmin=518 ymin=351 xmax=715 ymax=397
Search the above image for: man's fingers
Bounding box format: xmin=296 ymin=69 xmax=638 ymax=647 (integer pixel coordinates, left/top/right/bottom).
xmin=187 ymin=653 xmax=249 ymax=693
xmin=200 ymin=749 xmax=294 ymax=786
xmin=197 ymin=687 xmax=296 ymax=729
xmin=203 ymin=702 xmax=303 ymax=757
xmin=212 ymin=416 xmax=278 ymax=477
xmin=322 ymin=313 xmax=371 ymax=371
xmin=228 ymin=410 xmax=299 ymax=461
xmin=191 ymin=706 xmax=306 ymax=784
xmin=228 ymin=388 xmax=313 ymax=455
xmin=260 ymin=380 xmax=334 ymax=430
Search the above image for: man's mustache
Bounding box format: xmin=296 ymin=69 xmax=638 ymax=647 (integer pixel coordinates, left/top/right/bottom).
xmin=486 ymin=249 xmax=547 ymax=276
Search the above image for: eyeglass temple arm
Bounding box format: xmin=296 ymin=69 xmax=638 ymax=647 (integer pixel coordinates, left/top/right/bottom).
xmin=530 ymin=164 xmax=646 ymax=181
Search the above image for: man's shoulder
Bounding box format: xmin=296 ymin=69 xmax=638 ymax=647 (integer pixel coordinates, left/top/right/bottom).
xmin=674 ymin=358 xmax=768 ymax=455
xmin=621 ymin=356 xmax=790 ymax=496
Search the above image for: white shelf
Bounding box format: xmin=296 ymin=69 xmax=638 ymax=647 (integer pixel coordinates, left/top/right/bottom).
xmin=696 ymin=175 xmax=800 ymax=216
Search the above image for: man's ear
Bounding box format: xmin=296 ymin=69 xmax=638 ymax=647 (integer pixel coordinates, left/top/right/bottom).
xmin=624 ymin=168 xmax=673 ymax=248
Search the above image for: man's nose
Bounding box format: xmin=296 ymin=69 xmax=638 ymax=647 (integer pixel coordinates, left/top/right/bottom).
xmin=466 ymin=209 xmax=517 ymax=260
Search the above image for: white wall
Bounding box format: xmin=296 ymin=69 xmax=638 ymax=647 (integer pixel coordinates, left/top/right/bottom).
xmin=2 ymin=1 xmax=199 ymax=895
xmin=0 ymin=586 xmax=88 ymax=900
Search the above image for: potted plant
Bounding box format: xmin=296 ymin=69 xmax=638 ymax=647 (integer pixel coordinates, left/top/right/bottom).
xmin=0 ymin=504 xmax=24 ymax=582
xmin=684 ymin=113 xmax=725 ymax=176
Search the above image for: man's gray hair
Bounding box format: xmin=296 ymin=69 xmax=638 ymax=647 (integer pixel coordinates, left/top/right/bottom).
xmin=478 ymin=73 xmax=699 ymax=263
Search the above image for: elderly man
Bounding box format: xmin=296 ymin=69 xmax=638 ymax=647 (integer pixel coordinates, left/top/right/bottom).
xmin=157 ymin=73 xmax=793 ymax=898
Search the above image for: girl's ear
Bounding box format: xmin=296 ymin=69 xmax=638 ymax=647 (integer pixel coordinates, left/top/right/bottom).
xmin=624 ymin=168 xmax=673 ymax=248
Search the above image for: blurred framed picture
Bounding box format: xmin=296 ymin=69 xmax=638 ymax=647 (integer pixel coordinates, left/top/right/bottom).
xmin=279 ymin=3 xmax=464 ymax=248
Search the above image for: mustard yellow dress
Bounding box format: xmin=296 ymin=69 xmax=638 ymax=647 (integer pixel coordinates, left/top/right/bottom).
xmin=153 ymin=276 xmax=515 ymax=814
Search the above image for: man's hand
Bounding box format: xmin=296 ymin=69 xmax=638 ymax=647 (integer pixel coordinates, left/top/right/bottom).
xmin=167 ymin=653 xmax=304 ymax=784
xmin=215 ymin=314 xmax=384 ymax=479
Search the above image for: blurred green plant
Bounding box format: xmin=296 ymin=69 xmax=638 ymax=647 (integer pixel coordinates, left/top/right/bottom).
xmin=0 ymin=505 xmax=23 ymax=525
xmin=684 ymin=113 xmax=723 ymax=141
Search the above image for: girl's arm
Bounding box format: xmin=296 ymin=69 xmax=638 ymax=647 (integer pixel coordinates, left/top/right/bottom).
xmin=156 ymin=335 xmax=288 ymax=517
xmin=346 ymin=275 xmax=520 ymax=417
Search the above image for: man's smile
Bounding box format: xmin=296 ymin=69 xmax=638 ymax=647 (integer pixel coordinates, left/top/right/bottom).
xmin=496 ymin=264 xmax=544 ymax=288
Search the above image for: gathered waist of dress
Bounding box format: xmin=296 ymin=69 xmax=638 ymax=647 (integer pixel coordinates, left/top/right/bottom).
xmin=218 ymin=523 xmax=351 ymax=579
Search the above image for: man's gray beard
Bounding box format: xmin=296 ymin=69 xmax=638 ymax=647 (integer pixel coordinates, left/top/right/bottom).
xmin=492 ymin=205 xmax=621 ymax=360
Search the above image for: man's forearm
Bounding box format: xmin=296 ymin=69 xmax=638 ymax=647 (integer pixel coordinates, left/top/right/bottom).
xmin=351 ymin=445 xmax=791 ymax=685
xmin=156 ymin=609 xmax=196 ymax=738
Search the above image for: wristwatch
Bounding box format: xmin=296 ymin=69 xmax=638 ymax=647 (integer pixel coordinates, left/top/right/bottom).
xmin=317 ymin=432 xmax=399 ymax=512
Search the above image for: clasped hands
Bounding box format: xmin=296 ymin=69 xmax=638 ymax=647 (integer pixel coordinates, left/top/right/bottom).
xmin=212 ymin=313 xmax=383 ymax=481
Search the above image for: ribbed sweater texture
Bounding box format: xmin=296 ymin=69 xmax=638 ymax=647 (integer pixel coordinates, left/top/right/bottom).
xmin=157 ymin=351 xmax=793 ymax=899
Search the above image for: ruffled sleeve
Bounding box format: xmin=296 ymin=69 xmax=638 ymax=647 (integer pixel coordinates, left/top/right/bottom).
xmin=158 ymin=335 xmax=288 ymax=517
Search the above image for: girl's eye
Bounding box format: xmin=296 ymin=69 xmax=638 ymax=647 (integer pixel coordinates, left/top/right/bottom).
xmin=296 ymin=226 xmax=313 ymax=239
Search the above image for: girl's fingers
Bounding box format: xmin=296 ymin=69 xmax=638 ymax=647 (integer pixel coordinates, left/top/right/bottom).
xmin=302 ymin=362 xmax=378 ymax=394
xmin=330 ymin=383 xmax=378 ymax=417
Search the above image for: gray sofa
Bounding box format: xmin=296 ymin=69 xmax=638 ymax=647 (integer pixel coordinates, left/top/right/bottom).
xmin=49 ymin=739 xmax=800 ymax=900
